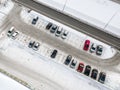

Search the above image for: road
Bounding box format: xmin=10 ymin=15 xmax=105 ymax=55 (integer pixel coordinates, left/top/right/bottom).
xmin=12 ymin=0 xmax=120 ymax=51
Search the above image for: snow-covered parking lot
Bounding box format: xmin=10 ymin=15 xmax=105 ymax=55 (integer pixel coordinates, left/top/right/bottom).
xmin=20 ymin=8 xmax=117 ymax=59
xmin=0 ymin=26 xmax=119 ymax=90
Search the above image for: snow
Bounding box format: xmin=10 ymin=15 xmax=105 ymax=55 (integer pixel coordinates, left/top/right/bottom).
xmin=0 ymin=36 xmax=112 ymax=90
xmin=33 ymin=0 xmax=67 ymax=11
xmin=20 ymin=8 xmax=117 ymax=59
xmin=0 ymin=73 xmax=30 ymax=90
xmin=105 ymin=11 xmax=120 ymax=38
xmin=105 ymin=71 xmax=120 ymax=90
xmin=0 ymin=0 xmax=14 ymax=26
xmin=63 ymin=0 xmax=120 ymax=29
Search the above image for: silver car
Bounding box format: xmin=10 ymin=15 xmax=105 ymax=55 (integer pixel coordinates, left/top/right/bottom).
xmin=70 ymin=60 xmax=77 ymax=69
xmin=90 ymin=43 xmax=97 ymax=53
xmin=32 ymin=42 xmax=40 ymax=51
xmin=61 ymin=30 xmax=69 ymax=39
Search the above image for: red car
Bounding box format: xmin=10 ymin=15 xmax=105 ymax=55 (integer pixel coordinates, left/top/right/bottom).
xmin=77 ymin=63 xmax=84 ymax=73
xmin=83 ymin=40 xmax=90 ymax=51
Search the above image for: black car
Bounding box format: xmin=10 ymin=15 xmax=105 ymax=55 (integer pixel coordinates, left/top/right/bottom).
xmin=32 ymin=16 xmax=39 ymax=25
xmin=46 ymin=22 xmax=53 ymax=30
xmin=64 ymin=55 xmax=72 ymax=65
xmin=50 ymin=24 xmax=58 ymax=33
xmin=91 ymin=69 xmax=98 ymax=80
xmin=96 ymin=45 xmax=103 ymax=56
xmin=28 ymin=41 xmax=35 ymax=48
xmin=84 ymin=65 xmax=91 ymax=76
xmin=98 ymin=72 xmax=106 ymax=84
xmin=51 ymin=49 xmax=58 ymax=58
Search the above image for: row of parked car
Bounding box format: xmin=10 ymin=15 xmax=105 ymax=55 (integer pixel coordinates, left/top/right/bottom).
xmin=7 ymin=27 xmax=19 ymax=39
xmin=31 ymin=16 xmax=69 ymax=40
xmin=45 ymin=22 xmax=69 ymax=39
xmin=64 ymin=55 xmax=106 ymax=84
xmin=83 ymin=40 xmax=103 ymax=56
xmin=28 ymin=40 xmax=40 ymax=51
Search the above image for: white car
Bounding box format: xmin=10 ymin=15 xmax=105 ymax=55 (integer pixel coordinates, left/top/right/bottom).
xmin=55 ymin=28 xmax=62 ymax=37
xmin=11 ymin=31 xmax=19 ymax=39
xmin=32 ymin=42 xmax=40 ymax=51
xmin=61 ymin=30 xmax=69 ymax=39
xmin=90 ymin=43 xmax=97 ymax=53
xmin=7 ymin=27 xmax=15 ymax=37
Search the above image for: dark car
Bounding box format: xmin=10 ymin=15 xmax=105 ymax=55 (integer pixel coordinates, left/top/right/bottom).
xmin=64 ymin=55 xmax=72 ymax=65
xmin=91 ymin=69 xmax=98 ymax=80
xmin=32 ymin=16 xmax=39 ymax=25
xmin=83 ymin=40 xmax=90 ymax=51
xmin=96 ymin=45 xmax=103 ymax=56
xmin=46 ymin=22 xmax=53 ymax=30
xmin=28 ymin=41 xmax=35 ymax=48
xmin=51 ymin=49 xmax=58 ymax=58
xmin=77 ymin=63 xmax=84 ymax=73
xmin=50 ymin=24 xmax=58 ymax=33
xmin=98 ymin=72 xmax=106 ymax=84
xmin=84 ymin=65 xmax=91 ymax=76
xmin=70 ymin=60 xmax=77 ymax=69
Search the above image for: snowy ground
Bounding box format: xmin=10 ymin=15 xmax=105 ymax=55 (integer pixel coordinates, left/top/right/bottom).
xmin=0 ymin=27 xmax=119 ymax=90
xmin=20 ymin=8 xmax=117 ymax=59
xmin=0 ymin=73 xmax=30 ymax=90
xmin=0 ymin=31 xmax=114 ymax=90
xmin=0 ymin=0 xmax=14 ymax=27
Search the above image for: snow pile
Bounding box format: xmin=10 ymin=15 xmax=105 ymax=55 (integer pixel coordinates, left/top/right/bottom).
xmin=0 ymin=73 xmax=30 ymax=90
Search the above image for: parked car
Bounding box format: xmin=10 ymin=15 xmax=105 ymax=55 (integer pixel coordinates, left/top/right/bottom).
xmin=77 ymin=63 xmax=84 ymax=73
xmin=51 ymin=49 xmax=58 ymax=58
xmin=96 ymin=45 xmax=103 ymax=56
xmin=70 ymin=60 xmax=77 ymax=68
xmin=83 ymin=40 xmax=90 ymax=51
xmin=32 ymin=42 xmax=40 ymax=51
xmin=11 ymin=31 xmax=18 ymax=39
xmin=90 ymin=43 xmax=97 ymax=53
xmin=91 ymin=69 xmax=98 ymax=80
xmin=28 ymin=41 xmax=35 ymax=48
xmin=55 ymin=28 xmax=62 ymax=37
xmin=61 ymin=30 xmax=69 ymax=39
xmin=98 ymin=72 xmax=106 ymax=84
xmin=84 ymin=65 xmax=91 ymax=76
xmin=32 ymin=16 xmax=39 ymax=25
xmin=7 ymin=27 xmax=15 ymax=37
xmin=46 ymin=22 xmax=53 ymax=30
xmin=64 ymin=55 xmax=72 ymax=65
xmin=50 ymin=24 xmax=58 ymax=33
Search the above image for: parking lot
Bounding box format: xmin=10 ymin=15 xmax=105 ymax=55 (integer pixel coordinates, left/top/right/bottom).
xmin=20 ymin=8 xmax=117 ymax=60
